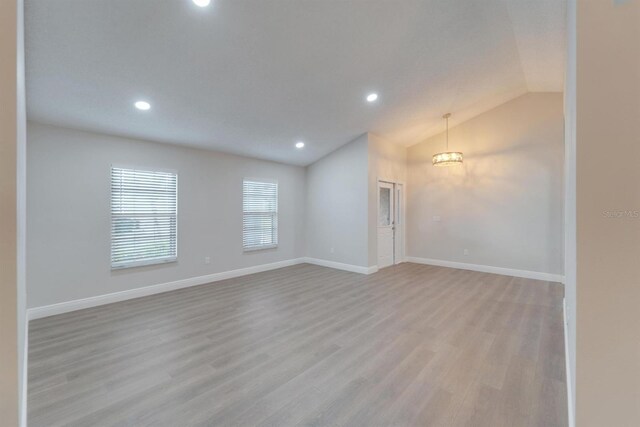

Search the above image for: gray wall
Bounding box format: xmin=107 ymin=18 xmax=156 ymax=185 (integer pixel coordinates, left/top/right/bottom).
xmin=306 ymin=134 xmax=369 ymax=267
xmin=27 ymin=122 xmax=306 ymax=308
xmin=27 ymin=93 xmax=565 ymax=309
xmin=407 ymin=93 xmax=564 ymax=275
xmin=0 ymin=0 xmax=21 ymax=423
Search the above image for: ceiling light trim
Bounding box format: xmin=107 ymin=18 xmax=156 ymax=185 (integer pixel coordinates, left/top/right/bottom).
xmin=134 ymin=101 xmax=151 ymax=111
xmin=192 ymin=0 xmax=211 ymax=8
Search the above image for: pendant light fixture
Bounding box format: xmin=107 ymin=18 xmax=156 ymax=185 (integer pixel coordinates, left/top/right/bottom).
xmin=432 ymin=113 xmax=463 ymax=166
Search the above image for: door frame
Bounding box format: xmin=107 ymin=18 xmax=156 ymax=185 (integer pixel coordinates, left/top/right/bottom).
xmin=377 ymin=178 xmax=406 ymax=266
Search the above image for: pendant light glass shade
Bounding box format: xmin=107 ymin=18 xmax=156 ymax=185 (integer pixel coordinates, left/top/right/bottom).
xmin=432 ymin=113 xmax=463 ymax=167
xmin=432 ymin=151 xmax=463 ymax=166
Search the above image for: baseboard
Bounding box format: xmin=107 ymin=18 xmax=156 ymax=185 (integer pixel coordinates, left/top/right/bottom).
xmin=563 ymin=298 xmax=575 ymax=427
xmin=27 ymin=258 xmax=306 ymax=320
xmin=405 ymin=257 xmax=564 ymax=282
xmin=302 ymin=257 xmax=378 ymax=275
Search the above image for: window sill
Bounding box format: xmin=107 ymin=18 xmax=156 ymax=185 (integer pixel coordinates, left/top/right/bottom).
xmin=243 ymin=244 xmax=278 ymax=252
xmin=111 ymin=257 xmax=177 ymax=270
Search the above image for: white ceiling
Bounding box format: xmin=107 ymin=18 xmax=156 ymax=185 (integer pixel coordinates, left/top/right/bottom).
xmin=25 ymin=0 xmax=565 ymax=166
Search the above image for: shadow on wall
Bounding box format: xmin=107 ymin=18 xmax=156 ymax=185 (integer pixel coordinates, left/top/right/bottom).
xmin=411 ymin=139 xmax=558 ymax=194
xmin=408 ymin=112 xmax=563 ymax=274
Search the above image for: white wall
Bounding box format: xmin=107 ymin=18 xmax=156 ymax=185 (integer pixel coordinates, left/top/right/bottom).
xmin=367 ymin=134 xmax=407 ymax=267
xmin=16 ymin=0 xmax=27 ymax=424
xmin=564 ymin=0 xmax=576 ymax=422
xmin=27 ymin=122 xmax=306 ymax=308
xmin=406 ymin=93 xmax=564 ymax=276
xmin=306 ymin=134 xmax=369 ymax=268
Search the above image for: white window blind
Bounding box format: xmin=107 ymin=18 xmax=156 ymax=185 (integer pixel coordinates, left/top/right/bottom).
xmin=243 ymin=179 xmax=278 ymax=251
xmin=111 ymin=167 xmax=178 ymax=269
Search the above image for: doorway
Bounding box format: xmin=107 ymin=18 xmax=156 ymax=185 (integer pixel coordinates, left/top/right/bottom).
xmin=377 ymin=180 xmax=404 ymax=268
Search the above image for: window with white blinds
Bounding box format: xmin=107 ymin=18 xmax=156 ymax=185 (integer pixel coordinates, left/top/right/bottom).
xmin=111 ymin=167 xmax=178 ymax=269
xmin=243 ymin=179 xmax=278 ymax=251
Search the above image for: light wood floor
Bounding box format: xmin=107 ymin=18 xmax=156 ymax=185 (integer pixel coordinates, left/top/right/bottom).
xmin=28 ymin=263 xmax=567 ymax=426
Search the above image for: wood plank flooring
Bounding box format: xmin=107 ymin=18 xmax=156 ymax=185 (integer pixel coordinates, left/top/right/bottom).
xmin=28 ymin=263 xmax=567 ymax=426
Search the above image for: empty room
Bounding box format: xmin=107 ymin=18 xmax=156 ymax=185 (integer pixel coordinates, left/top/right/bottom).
xmin=2 ymin=0 xmax=639 ymax=426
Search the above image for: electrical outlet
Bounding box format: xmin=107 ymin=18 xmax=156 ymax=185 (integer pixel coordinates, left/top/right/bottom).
xmin=204 ymin=256 xmax=211 ymax=264
xmin=463 ymin=249 xmax=469 ymax=256
xmin=433 ymin=215 xmax=441 ymax=222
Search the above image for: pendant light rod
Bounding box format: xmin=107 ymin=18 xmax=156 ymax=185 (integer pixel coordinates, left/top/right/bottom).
xmin=443 ymin=113 xmax=451 ymax=151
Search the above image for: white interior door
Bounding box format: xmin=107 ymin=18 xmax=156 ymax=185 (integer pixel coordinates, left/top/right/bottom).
xmin=394 ymin=183 xmax=404 ymax=264
xmin=378 ymin=181 xmax=395 ymax=268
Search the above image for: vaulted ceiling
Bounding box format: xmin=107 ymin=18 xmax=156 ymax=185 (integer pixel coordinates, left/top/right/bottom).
xmin=26 ymin=0 xmax=565 ymax=165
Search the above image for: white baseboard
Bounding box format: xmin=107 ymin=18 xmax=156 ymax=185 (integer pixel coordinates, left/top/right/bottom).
xmin=563 ymin=298 xmax=575 ymax=427
xmin=27 ymin=258 xmax=306 ymax=320
xmin=302 ymin=257 xmax=378 ymax=275
xmin=27 ymin=257 xmax=381 ymax=321
xmin=405 ymin=257 xmax=564 ymax=282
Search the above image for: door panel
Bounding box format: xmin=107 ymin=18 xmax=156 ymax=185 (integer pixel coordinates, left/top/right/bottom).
xmin=394 ymin=184 xmax=404 ymax=264
xmin=378 ymin=182 xmax=394 ymax=268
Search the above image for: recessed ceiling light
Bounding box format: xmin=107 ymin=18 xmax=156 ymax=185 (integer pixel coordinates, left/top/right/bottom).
xmin=295 ymin=141 xmax=305 ymax=149
xmin=366 ymin=93 xmax=378 ymax=102
xmin=192 ymin=0 xmax=211 ymax=7
xmin=134 ymin=101 xmax=151 ymax=111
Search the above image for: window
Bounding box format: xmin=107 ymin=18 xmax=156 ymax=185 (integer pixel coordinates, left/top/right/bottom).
xmin=243 ymin=179 xmax=278 ymax=251
xmin=111 ymin=167 xmax=178 ymax=269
